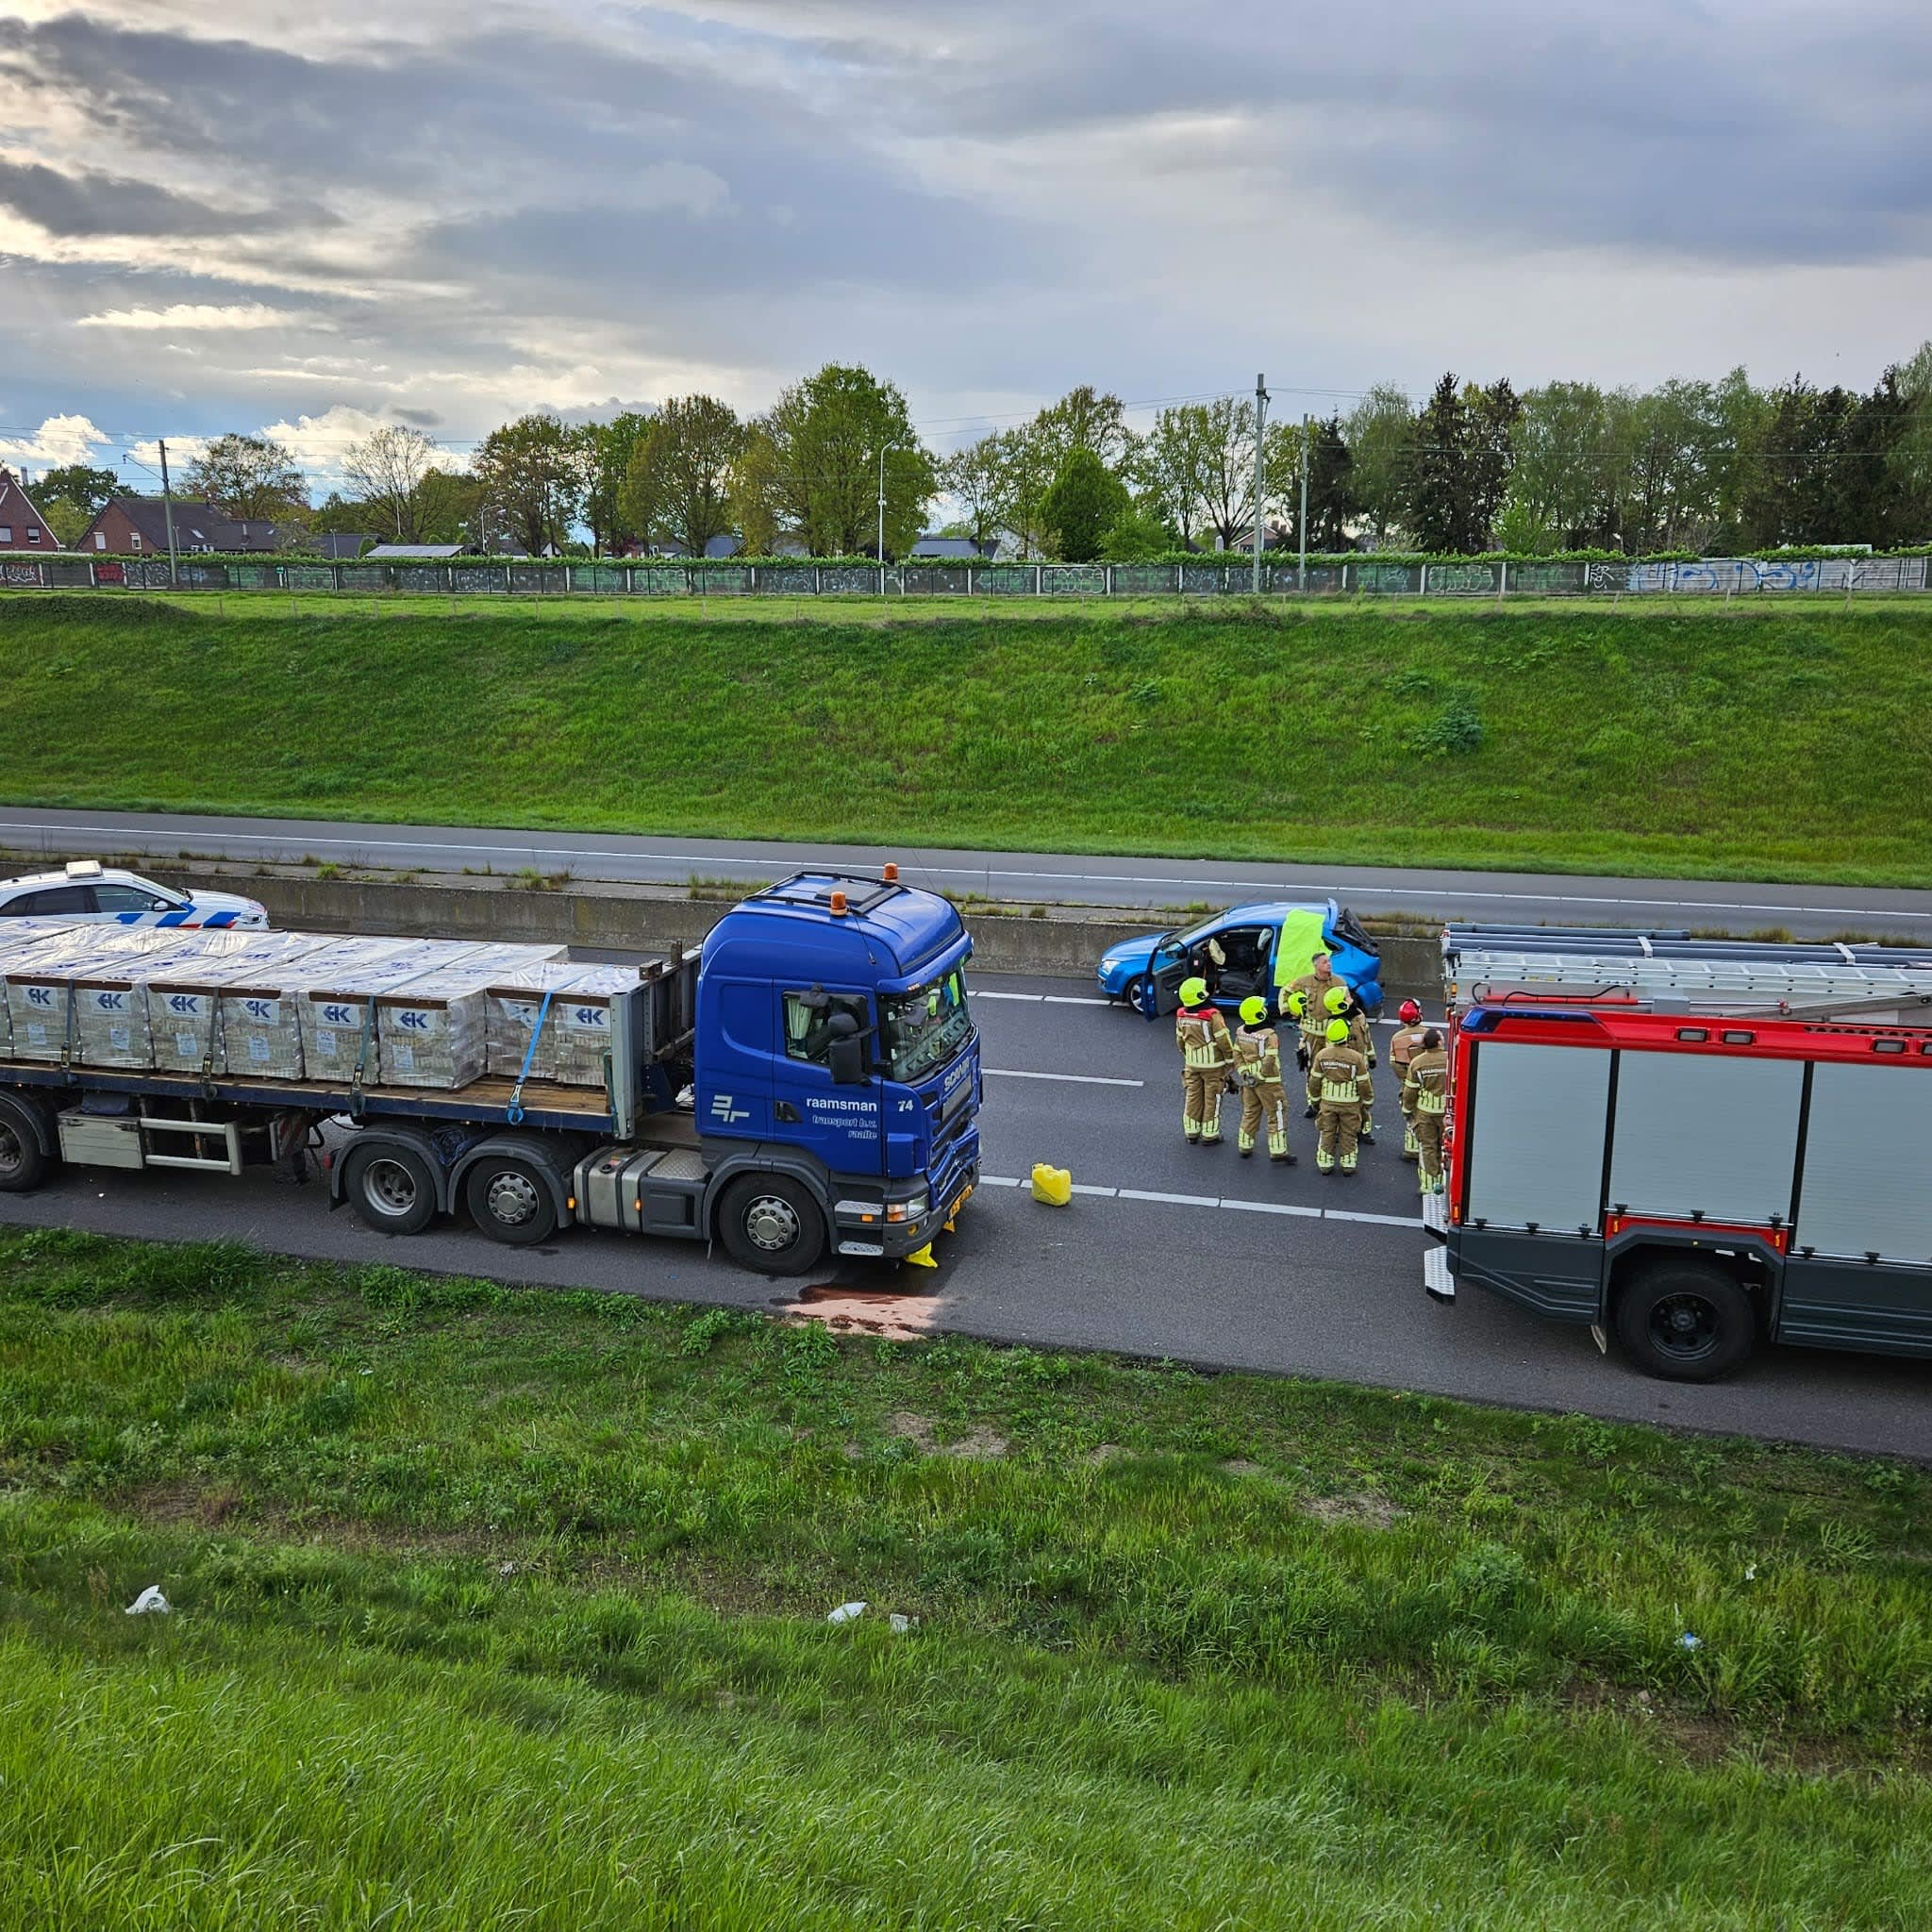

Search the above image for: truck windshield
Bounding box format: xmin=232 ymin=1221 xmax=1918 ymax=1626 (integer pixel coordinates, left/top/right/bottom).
xmin=880 ymin=968 xmax=974 ymax=1082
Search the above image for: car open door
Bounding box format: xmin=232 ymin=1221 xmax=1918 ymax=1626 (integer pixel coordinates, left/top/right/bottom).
xmin=1135 ymin=934 xmax=1191 ymax=1018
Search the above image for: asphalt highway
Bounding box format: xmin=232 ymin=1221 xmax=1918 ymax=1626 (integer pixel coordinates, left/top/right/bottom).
xmin=3 ymin=968 xmax=1926 ymax=1459
xmin=6 ymin=806 xmax=1932 ymax=939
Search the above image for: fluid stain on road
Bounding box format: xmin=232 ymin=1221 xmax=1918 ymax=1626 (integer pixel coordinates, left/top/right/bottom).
xmin=782 ymin=1281 xmax=942 ymax=1340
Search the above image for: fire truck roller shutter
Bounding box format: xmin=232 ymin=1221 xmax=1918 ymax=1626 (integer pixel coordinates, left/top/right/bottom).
xmin=1465 ymin=1041 xmax=1610 ymax=1233
xmin=1458 ymin=1041 xmax=1612 ymax=1321
xmin=1608 ymin=1052 xmax=1801 ymax=1228
xmin=1781 ymin=1062 xmax=1932 ymax=1356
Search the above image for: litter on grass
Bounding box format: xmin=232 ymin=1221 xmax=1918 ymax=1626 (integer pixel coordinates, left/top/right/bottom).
xmin=889 ymin=1613 xmax=919 ymax=1635
xmin=827 ymin=1601 xmax=868 ymax=1624
xmin=125 ymin=1586 xmax=170 ymax=1616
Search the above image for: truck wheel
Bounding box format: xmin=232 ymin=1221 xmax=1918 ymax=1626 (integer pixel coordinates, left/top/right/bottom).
xmin=717 ymin=1174 xmax=825 ymax=1275
xmin=0 ymin=1098 xmax=48 ymax=1193
xmin=1614 ymin=1261 xmax=1756 ymax=1382
xmin=465 ymin=1157 xmax=558 ymax=1245
xmin=342 ymin=1141 xmax=438 ymax=1237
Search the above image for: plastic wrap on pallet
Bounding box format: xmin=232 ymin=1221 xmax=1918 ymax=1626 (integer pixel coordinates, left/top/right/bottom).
xmin=484 ymin=963 xmax=641 ymax=1085
xmin=296 ymin=940 xmax=501 ymax=1084
xmin=146 ymin=936 xmax=351 ymax=1077
xmin=373 ymin=946 xmax=566 ymax=1090
xmin=0 ymin=927 xmax=217 ymax=1065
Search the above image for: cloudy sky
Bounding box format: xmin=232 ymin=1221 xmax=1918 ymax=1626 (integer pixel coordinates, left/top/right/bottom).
xmin=3 ymin=0 xmax=1930 ymax=485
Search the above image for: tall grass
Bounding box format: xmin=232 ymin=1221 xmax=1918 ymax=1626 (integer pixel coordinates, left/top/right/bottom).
xmin=2 ymin=1227 xmax=1929 ymax=1926
xmin=2 ymin=594 xmax=1928 ymax=884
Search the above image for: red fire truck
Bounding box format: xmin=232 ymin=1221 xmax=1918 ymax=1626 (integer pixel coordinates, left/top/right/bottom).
xmin=1424 ymin=997 xmax=1932 ymax=1380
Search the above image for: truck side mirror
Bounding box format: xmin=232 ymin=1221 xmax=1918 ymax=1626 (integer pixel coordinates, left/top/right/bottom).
xmin=827 ymin=1036 xmax=867 ymax=1086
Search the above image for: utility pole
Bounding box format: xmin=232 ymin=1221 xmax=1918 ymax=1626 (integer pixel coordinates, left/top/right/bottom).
xmin=1252 ymin=374 xmax=1268 ymax=594
xmin=1298 ymin=415 xmax=1311 ymax=594
xmin=157 ymin=439 xmax=180 ymax=588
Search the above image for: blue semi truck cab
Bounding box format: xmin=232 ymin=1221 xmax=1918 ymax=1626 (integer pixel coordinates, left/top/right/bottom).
xmin=0 ymin=869 xmax=982 ymax=1279
xmin=691 ymin=871 xmax=982 ymax=1271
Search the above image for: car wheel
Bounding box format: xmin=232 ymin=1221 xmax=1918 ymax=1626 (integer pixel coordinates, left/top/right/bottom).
xmin=1614 ymin=1260 xmax=1756 ymax=1382
xmin=717 ymin=1173 xmax=825 ymax=1275
xmin=342 ymin=1141 xmax=439 ymax=1237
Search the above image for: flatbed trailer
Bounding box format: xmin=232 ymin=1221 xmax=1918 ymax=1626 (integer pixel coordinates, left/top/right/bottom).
xmin=0 ymin=870 xmax=986 ymax=1274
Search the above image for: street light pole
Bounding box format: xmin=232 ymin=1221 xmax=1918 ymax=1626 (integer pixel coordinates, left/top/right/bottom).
xmin=877 ymin=441 xmax=898 ymax=596
xmin=1298 ymin=415 xmax=1311 ymax=595
xmin=1252 ymin=374 xmax=1268 ymax=594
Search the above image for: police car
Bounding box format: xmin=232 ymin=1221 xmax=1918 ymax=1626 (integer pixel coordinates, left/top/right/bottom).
xmin=0 ymin=859 xmax=270 ymax=929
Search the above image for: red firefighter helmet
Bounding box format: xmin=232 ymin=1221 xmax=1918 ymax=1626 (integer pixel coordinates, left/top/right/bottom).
xmin=1398 ymin=999 xmax=1422 ymax=1024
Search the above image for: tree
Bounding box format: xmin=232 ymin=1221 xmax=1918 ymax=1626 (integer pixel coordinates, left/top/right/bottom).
xmin=308 ymin=491 xmax=372 ymax=538
xmin=755 ymin=364 xmax=935 ymax=558
xmin=1098 ymin=500 xmax=1175 ymax=560
xmin=186 ymin=434 xmax=309 ymax=523
xmin=38 ymin=463 xmax=117 ymax=516
xmin=1891 ymin=341 xmax=1932 ymax=542
xmin=1040 ymin=448 xmax=1130 ymax=561
xmin=1503 ymin=382 xmax=1613 ymax=552
xmin=1405 ymin=375 xmax=1515 ymax=553
xmin=1143 ymin=398 xmax=1296 ymax=550
xmin=1341 ymin=384 xmax=1418 ymax=546
xmin=342 ymin=425 xmax=441 ymax=542
xmin=583 ymin=411 xmax=652 ymax=555
xmin=1029 ymin=385 xmax=1140 ymax=476
xmin=620 ymin=395 xmax=744 ymax=556
xmin=38 ymin=496 xmax=88 ymax=548
xmin=1466 ymin=379 xmax=1521 ymax=549
xmin=471 ymin=413 xmax=586 ymax=555
xmin=940 ymin=436 xmax=1012 ymax=555
xmin=1299 ymin=415 xmax=1356 ymax=552
xmin=727 ymin=429 xmax=784 ymax=558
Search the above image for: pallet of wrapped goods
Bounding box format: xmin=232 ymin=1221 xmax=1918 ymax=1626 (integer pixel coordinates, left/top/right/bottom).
xmin=146 ymin=935 xmax=353 ymax=1076
xmin=374 ymin=947 xmax=569 ymax=1091
xmin=0 ymin=922 xmax=93 ymax=1054
xmin=0 ymin=927 xmax=220 ymax=1066
xmin=484 ymin=963 xmax=641 ymax=1086
xmin=296 ymin=940 xmax=505 ymax=1085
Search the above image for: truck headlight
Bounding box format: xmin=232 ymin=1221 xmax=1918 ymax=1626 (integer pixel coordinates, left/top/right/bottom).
xmin=885 ymin=1191 xmax=929 ymax=1224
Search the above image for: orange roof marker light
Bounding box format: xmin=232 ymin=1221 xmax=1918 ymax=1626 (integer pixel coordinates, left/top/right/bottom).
xmin=883 ymin=863 xmax=899 ymax=883
xmin=829 ymin=890 xmax=849 ymax=917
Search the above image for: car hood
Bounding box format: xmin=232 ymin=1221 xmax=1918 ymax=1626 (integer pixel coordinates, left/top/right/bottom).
xmin=1098 ymin=934 xmax=1162 ymax=976
xmin=184 ymin=890 xmax=264 ymax=915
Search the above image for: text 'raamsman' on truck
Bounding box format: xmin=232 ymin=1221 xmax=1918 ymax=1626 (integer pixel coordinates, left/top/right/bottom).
xmin=1424 ymin=924 xmax=1932 ymax=1380
xmin=0 ymin=870 xmax=982 ymax=1276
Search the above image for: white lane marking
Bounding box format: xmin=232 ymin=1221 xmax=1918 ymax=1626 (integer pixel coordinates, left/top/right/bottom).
xmin=974 ymin=991 xmax=1043 ymax=1002
xmin=983 ymin=1069 xmax=1144 ymax=1089
xmin=1042 ymin=994 xmax=1111 ymax=1006
xmin=12 ymin=817 xmax=1931 ymax=924
xmin=978 ymin=1174 xmax=1421 ymax=1227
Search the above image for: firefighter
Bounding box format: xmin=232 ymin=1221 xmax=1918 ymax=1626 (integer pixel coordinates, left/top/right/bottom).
xmin=1282 ymin=948 xmax=1343 ymax=1037
xmin=1403 ymin=1026 xmax=1450 ymax=1193
xmin=1229 ymin=994 xmax=1295 ymax=1164
xmin=1174 ymin=974 xmax=1233 ymax=1146
xmin=1388 ymin=998 xmax=1430 ymax=1159
xmin=1307 ymin=1016 xmax=1373 ymax=1175
xmin=1324 ymin=982 xmax=1378 ymax=1143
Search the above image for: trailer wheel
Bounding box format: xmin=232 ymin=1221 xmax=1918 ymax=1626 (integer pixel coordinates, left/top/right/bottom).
xmin=717 ymin=1174 xmax=825 ymax=1275
xmin=342 ymin=1141 xmax=438 ymax=1237
xmin=0 ymin=1098 xmax=48 ymax=1193
xmin=465 ymin=1156 xmax=558 ymax=1246
xmin=1614 ymin=1260 xmax=1756 ymax=1382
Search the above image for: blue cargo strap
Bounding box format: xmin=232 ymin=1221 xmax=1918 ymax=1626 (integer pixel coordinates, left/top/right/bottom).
xmin=507 ymin=990 xmax=554 ymax=1124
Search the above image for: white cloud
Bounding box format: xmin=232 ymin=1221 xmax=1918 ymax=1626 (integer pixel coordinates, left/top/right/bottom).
xmin=0 ymin=412 xmax=108 ymax=467
xmin=75 ymin=302 xmax=316 ymax=332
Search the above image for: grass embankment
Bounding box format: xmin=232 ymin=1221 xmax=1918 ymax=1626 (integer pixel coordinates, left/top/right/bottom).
xmin=2 ymin=1229 xmax=1929 ymax=1927
xmin=0 ymin=592 xmax=1928 ymax=884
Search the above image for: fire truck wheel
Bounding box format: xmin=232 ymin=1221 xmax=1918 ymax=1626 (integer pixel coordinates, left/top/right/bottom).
xmin=1614 ymin=1260 xmax=1756 ymax=1382
xmin=0 ymin=1097 xmax=48 ymax=1192
xmin=717 ymin=1173 xmax=825 ymax=1275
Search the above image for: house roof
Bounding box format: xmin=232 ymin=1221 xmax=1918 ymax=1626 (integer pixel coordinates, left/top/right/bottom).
xmin=311 ymin=532 xmax=374 ymax=558
xmin=365 ymin=542 xmax=463 ymax=558
xmin=910 ymin=534 xmax=985 ymax=558
xmin=0 ymin=467 xmax=57 ymax=546
xmin=85 ymin=495 xmax=291 ymax=553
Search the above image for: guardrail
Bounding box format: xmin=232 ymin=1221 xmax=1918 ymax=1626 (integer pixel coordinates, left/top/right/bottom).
xmin=3 ymin=555 xmax=1927 ymax=598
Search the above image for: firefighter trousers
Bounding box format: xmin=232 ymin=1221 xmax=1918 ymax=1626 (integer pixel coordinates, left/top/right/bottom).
xmin=1239 ymin=1079 xmax=1290 ymax=1157
xmin=1412 ymin=1110 xmax=1443 ymax=1189
xmin=1316 ymin=1102 xmax=1363 ymax=1172
xmin=1183 ymin=1067 xmax=1225 ymax=1141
